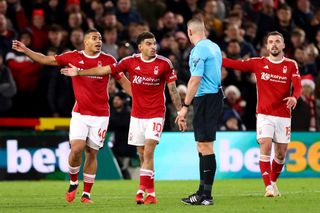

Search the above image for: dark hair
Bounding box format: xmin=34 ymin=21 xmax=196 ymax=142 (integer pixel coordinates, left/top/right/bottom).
xmin=48 ymin=24 xmax=63 ymax=32
xmin=277 ymin=4 xmax=291 ymax=11
xmin=84 ymin=29 xmax=100 ymax=37
xmin=136 ymin=32 xmax=155 ymax=45
xmin=266 ymin=31 xmax=284 ymax=42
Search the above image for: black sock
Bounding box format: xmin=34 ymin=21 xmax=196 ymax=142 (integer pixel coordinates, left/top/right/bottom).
xmin=196 ymin=152 xmax=204 ymax=196
xmin=203 ymin=154 xmax=216 ymax=198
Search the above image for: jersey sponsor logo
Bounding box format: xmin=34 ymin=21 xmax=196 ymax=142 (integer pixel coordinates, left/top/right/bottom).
xmin=283 ymin=66 xmax=287 ymax=73
xmin=79 ymin=60 xmax=84 ymax=64
xmin=135 ymin=66 xmax=141 ymax=70
xmin=263 ymin=65 xmax=269 ymax=69
xmin=132 ymin=75 xmax=160 ymax=86
xmin=154 ymin=66 xmax=159 ymax=75
xmin=261 ymin=72 xmax=287 ymax=83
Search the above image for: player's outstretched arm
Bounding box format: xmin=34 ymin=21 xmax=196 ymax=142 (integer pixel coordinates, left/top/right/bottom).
xmin=12 ymin=40 xmax=58 ymax=66
xmin=222 ymin=57 xmax=254 ymax=72
xmin=60 ymin=63 xmax=112 ymax=77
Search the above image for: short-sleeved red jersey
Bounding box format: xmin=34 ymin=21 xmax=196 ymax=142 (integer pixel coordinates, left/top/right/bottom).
xmin=55 ymin=50 xmax=122 ymax=116
xmin=111 ymin=54 xmax=177 ymax=118
xmin=223 ymin=57 xmax=302 ymax=118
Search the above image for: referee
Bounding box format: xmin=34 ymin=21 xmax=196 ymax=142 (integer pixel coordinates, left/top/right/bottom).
xmin=176 ymin=17 xmax=223 ymax=206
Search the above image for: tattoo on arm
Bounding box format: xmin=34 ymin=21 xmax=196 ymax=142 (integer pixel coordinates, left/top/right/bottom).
xmin=168 ymin=83 xmax=182 ymax=111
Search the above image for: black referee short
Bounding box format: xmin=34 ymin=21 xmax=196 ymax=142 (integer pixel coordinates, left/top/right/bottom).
xmin=193 ymin=90 xmax=223 ymax=142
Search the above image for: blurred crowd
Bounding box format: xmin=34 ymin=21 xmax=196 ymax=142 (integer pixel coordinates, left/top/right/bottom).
xmin=0 ymin=0 xmax=320 ymax=133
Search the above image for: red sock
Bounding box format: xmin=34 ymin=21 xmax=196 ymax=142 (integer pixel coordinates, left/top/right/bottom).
xmin=70 ymin=173 xmax=79 ymax=182
xmin=270 ymin=159 xmax=284 ymax=182
xmin=139 ymin=169 xmax=152 ymax=192
xmin=259 ymin=160 xmax=271 ymax=187
xmin=146 ymin=172 xmax=154 ymax=194
xmin=68 ymin=165 xmax=80 ymax=183
xmin=83 ymin=173 xmax=96 ymax=195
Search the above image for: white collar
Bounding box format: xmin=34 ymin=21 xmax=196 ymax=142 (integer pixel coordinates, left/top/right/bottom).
xmin=140 ymin=54 xmax=156 ymax=63
xmin=81 ymin=50 xmax=101 ymax=59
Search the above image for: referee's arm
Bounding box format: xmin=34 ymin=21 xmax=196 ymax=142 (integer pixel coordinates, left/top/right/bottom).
xmin=184 ymin=76 xmax=202 ymax=105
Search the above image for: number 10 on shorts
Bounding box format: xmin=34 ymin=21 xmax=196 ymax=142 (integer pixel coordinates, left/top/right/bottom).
xmin=153 ymin=122 xmax=162 ymax=133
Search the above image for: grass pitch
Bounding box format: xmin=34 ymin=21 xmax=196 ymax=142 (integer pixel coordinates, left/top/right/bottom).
xmin=0 ymin=178 xmax=319 ymax=213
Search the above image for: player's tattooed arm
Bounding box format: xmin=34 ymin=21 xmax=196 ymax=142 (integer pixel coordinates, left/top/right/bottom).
xmin=167 ymin=82 xmax=182 ymax=111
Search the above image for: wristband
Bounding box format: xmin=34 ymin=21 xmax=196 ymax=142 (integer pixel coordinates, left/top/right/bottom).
xmin=182 ymin=102 xmax=190 ymax=108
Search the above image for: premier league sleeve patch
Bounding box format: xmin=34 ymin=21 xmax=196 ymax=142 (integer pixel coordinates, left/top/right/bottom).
xmin=193 ymin=58 xmax=200 ymax=68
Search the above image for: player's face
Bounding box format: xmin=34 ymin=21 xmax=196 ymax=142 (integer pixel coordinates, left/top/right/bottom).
xmin=84 ymin=32 xmax=102 ymax=54
xmin=139 ymin=38 xmax=157 ymax=59
xmin=266 ymin=35 xmax=285 ymax=57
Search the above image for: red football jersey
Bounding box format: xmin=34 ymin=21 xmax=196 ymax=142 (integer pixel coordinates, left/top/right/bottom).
xmin=55 ymin=50 xmax=122 ymax=116
xmin=223 ymin=57 xmax=302 ymax=118
xmin=111 ymin=54 xmax=177 ymax=118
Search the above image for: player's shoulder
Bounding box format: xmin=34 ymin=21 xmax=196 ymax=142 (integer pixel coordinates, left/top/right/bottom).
xmin=60 ymin=49 xmax=79 ymax=56
xmin=156 ymin=55 xmax=174 ymax=68
xmin=119 ymin=54 xmax=137 ymax=63
xmin=283 ymin=57 xmax=298 ymax=65
xmin=99 ymin=51 xmax=117 ymax=61
xmin=243 ymin=56 xmax=263 ymax=62
xmin=283 ymin=57 xmax=299 ymax=70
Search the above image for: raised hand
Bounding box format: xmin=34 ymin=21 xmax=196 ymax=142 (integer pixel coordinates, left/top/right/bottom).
xmin=60 ymin=63 xmax=79 ymax=77
xmin=12 ymin=40 xmax=27 ymax=53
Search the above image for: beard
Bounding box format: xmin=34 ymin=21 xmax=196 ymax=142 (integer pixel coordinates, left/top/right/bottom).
xmin=270 ymin=49 xmax=281 ymax=57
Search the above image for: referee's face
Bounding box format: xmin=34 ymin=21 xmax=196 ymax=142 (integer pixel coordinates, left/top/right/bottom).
xmin=139 ymin=38 xmax=157 ymax=59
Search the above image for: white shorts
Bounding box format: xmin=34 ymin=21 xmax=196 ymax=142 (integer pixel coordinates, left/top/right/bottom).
xmin=69 ymin=112 xmax=109 ymax=150
xmin=128 ymin=116 xmax=164 ymax=146
xmin=256 ymin=114 xmax=291 ymax=143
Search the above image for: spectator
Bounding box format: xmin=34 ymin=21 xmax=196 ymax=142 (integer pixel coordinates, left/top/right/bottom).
xmin=47 ymin=24 xmax=65 ymax=53
xmin=136 ymin=0 xmax=166 ymax=31
xmin=220 ymin=24 xmax=257 ymax=58
xmin=16 ymin=6 xmax=48 ymax=52
xmin=44 ymin=0 xmax=65 ymax=26
xmin=0 ymin=13 xmax=16 ymax=57
xmin=0 ymin=54 xmax=16 ymax=116
xmin=155 ymin=11 xmax=183 ymax=41
xmin=224 ymin=85 xmax=246 ymax=116
xmin=0 ymin=0 xmax=13 ymax=30
xmin=6 ymin=29 xmax=42 ymax=116
xmin=293 ymin=0 xmax=314 ymax=41
xmin=115 ymin=0 xmax=143 ymax=28
xmin=68 ymin=28 xmax=84 ymax=51
xmin=273 ymin=4 xmax=295 ymax=46
xmin=202 ymin=0 xmax=224 ymax=40
xmin=292 ymin=74 xmax=317 ymax=131
xmin=219 ymin=109 xmax=246 ymax=131
xmin=117 ymin=41 xmax=134 ymax=60
xmin=102 ymin=27 xmax=118 ymax=59
xmin=109 ymin=92 xmax=136 ymax=179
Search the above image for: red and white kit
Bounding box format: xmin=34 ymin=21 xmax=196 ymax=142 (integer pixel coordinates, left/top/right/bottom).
xmin=55 ymin=50 xmax=123 ymax=149
xmin=111 ymin=54 xmax=177 ymax=145
xmin=223 ymin=57 xmax=301 ymax=142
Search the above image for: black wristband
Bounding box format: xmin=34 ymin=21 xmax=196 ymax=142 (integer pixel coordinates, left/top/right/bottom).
xmin=182 ymin=102 xmax=190 ymax=108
